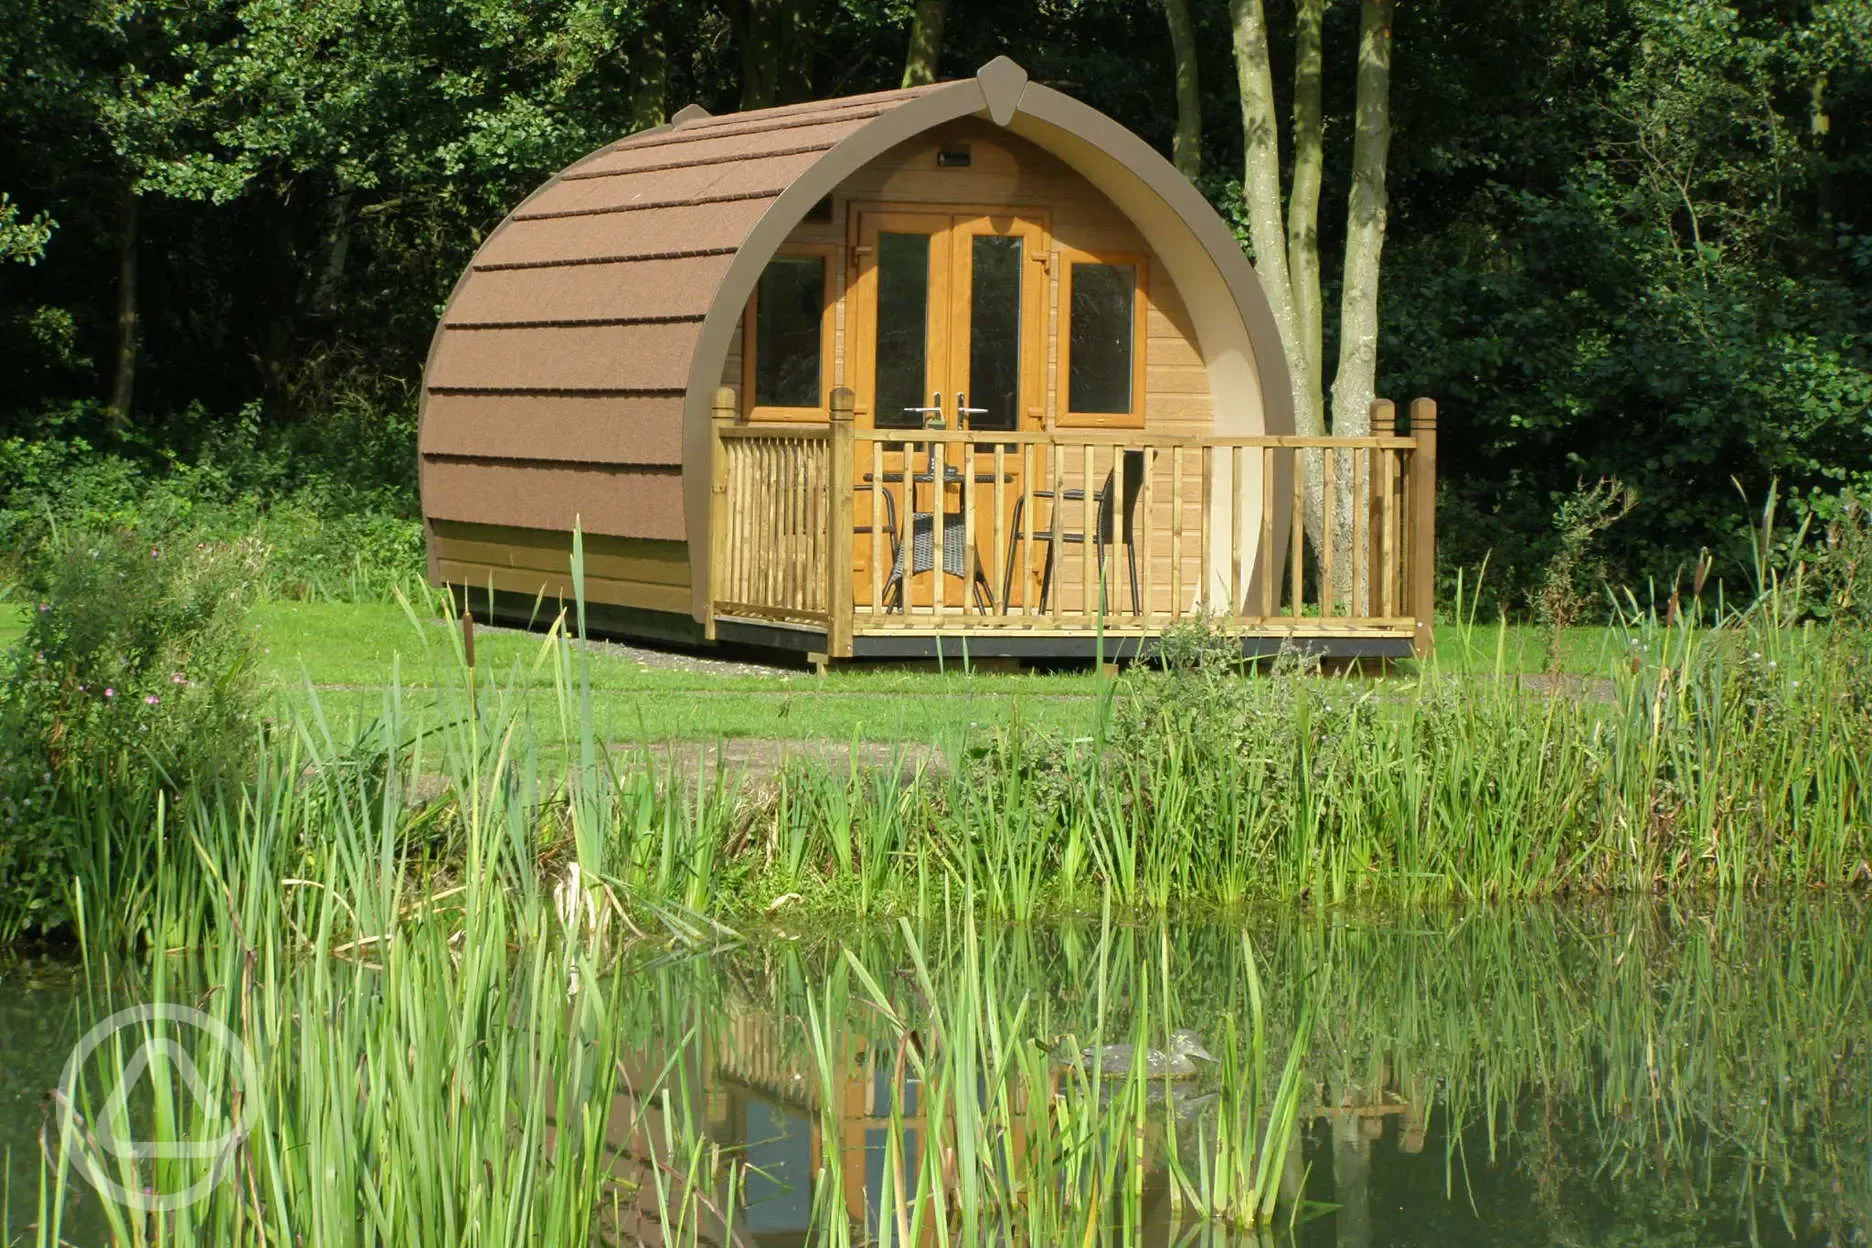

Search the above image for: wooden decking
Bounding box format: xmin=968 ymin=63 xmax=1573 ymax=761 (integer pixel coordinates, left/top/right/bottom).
xmin=709 ymin=388 xmax=1438 ymax=662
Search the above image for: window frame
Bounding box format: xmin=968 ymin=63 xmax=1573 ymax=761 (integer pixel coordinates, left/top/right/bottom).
xmin=1055 ymin=249 xmax=1150 ymax=430
xmin=741 ymin=243 xmax=838 ymax=423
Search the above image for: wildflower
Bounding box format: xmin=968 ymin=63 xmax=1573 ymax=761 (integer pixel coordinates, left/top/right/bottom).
xmin=144 ymin=694 xmax=159 ymax=706
xmin=171 ymin=673 xmax=187 ymax=684
xmin=103 ymin=688 xmax=115 ymax=698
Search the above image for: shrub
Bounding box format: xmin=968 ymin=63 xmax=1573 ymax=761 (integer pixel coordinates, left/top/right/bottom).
xmin=0 ymin=395 xmax=426 ymax=603
xmin=0 ymin=529 xmax=263 ymax=940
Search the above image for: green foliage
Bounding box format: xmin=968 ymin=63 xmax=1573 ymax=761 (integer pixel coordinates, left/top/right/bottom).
xmin=1531 ymin=477 xmax=1638 ymax=669
xmin=0 ymin=528 xmax=263 ymax=940
xmin=0 ymin=396 xmax=424 ymax=601
xmin=1805 ymin=492 xmax=1872 ymax=627
xmin=1386 ymin=0 xmax=1872 ymax=602
xmin=0 ymin=193 xmax=53 ymax=265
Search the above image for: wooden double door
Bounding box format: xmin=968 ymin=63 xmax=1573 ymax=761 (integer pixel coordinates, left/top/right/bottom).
xmin=847 ymin=206 xmax=1050 ymax=609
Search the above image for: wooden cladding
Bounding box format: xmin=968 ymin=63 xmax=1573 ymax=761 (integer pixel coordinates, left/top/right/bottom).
xmin=431 ymin=521 xmax=692 ymax=616
xmin=709 ymin=399 xmax=1440 ymax=657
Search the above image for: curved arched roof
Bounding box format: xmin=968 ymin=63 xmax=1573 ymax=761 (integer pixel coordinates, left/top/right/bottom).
xmin=421 ymin=58 xmax=1293 ymax=620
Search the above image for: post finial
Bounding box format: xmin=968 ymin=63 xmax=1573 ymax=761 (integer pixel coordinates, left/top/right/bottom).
xmin=712 ymin=386 xmax=739 ymax=424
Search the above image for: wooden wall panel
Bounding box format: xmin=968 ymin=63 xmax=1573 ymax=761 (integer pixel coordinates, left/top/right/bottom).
xmin=431 ymin=518 xmax=693 ymax=618
xmin=431 ymin=520 xmax=692 ymax=587
xmin=436 ymin=561 xmax=692 ymax=616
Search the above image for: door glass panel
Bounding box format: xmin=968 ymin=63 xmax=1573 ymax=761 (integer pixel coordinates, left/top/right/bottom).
xmin=753 ymin=255 xmax=825 ymax=408
xmin=875 ymin=232 xmax=931 ymax=429
xmin=966 ymin=234 xmax=1022 ymax=433
xmin=1068 ymin=262 xmax=1137 ymax=414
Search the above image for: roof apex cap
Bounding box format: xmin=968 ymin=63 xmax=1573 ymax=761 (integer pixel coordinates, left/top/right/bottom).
xmin=976 ymin=56 xmax=1029 ymax=127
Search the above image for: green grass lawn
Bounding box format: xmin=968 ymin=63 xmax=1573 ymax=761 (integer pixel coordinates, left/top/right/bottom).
xmin=0 ymin=597 xmax=1632 ymax=743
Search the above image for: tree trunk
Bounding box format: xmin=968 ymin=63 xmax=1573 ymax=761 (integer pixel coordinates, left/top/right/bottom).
xmin=1230 ymin=0 xmax=1321 ymax=611
xmin=782 ymin=0 xmax=819 ymax=101
xmin=901 ymin=0 xmax=946 ymax=88
xmin=1161 ymin=0 xmax=1202 ymax=180
xmin=1287 ymin=0 xmax=1332 ymax=590
xmin=1287 ymin=0 xmax=1324 ymax=424
xmin=737 ymin=0 xmax=785 ymax=109
xmin=108 ymin=184 xmax=138 ymax=431
xmin=313 ymin=191 xmax=352 ymax=317
xmin=1228 ymin=0 xmax=1312 ymax=438
xmin=1327 ymin=0 xmax=1393 ymax=610
xmin=629 ymin=17 xmax=668 ymax=130
xmin=1329 ymin=0 xmax=1394 ymax=443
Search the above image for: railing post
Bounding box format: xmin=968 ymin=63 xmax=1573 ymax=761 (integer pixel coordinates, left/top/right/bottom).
xmin=1408 ymin=397 xmax=1439 ymax=660
xmin=1367 ymin=399 xmax=1395 ymax=618
xmin=826 ymin=387 xmax=856 ymax=660
xmin=707 ymin=386 xmax=737 ymax=642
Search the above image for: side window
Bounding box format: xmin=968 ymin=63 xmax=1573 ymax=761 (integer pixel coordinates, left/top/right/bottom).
xmin=744 ymin=250 xmax=832 ymax=419
xmin=1059 ymin=255 xmax=1147 ymax=427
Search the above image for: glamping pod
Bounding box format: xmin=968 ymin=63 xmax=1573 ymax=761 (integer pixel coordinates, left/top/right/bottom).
xmin=421 ymin=58 xmax=1438 ymax=661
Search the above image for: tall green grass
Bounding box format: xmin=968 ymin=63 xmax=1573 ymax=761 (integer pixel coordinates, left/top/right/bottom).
xmin=15 ymin=523 xmax=1870 ymax=943
xmin=8 ymin=511 xmax=1870 ymax=1243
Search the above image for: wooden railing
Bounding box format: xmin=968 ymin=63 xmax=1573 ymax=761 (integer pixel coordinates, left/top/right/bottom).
xmin=708 ymin=388 xmax=839 ymax=633
xmin=709 ymin=385 xmax=1438 ymax=658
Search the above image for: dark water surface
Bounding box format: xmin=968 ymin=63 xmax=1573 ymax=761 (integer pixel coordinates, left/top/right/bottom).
xmin=4 ymin=899 xmax=1868 ymax=1245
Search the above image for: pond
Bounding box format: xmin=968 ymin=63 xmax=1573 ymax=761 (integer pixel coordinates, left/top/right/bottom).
xmin=4 ymin=898 xmax=1867 ymax=1245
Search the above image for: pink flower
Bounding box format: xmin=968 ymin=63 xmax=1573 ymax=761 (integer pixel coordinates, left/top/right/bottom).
xmin=103 ymin=688 xmax=115 ymax=698
xmin=144 ymin=695 xmax=159 ymax=706
xmin=171 ymin=673 xmax=187 ymax=684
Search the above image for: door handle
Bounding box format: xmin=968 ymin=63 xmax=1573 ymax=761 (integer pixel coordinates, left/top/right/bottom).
xmin=955 ymin=391 xmax=989 ymax=428
xmin=903 ymin=392 xmax=944 ymax=428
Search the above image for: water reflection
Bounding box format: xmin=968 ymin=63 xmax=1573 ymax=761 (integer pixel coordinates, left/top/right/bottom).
xmin=590 ymin=900 xmax=1870 ymax=1246
xmin=4 ymin=900 xmax=1868 ymax=1246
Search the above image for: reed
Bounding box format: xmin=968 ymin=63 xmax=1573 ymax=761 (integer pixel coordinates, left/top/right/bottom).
xmin=11 ymin=514 xmax=1870 ymax=1243
xmin=9 ymin=516 xmax=1872 ymax=956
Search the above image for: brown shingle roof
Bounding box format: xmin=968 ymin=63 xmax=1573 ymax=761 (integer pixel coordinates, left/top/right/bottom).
xmin=421 ymin=82 xmax=951 ymax=538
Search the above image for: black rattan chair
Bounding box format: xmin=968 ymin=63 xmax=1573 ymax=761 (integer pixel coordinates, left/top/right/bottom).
xmin=868 ymin=440 xmax=996 ymax=613
xmin=1001 ymin=449 xmax=1145 ymax=613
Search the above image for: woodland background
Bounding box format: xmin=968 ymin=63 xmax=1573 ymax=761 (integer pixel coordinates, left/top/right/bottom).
xmin=1 ymin=0 xmax=1868 ymax=606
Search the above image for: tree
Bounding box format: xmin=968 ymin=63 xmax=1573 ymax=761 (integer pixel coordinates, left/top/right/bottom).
xmin=1232 ymin=0 xmax=1394 ymax=602
xmin=1161 ymin=0 xmax=1201 ymax=179
xmin=901 ymin=0 xmax=945 ymax=87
